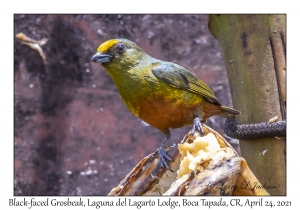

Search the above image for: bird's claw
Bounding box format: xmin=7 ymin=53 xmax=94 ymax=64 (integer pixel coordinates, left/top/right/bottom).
xmin=192 ymin=117 xmax=205 ymax=136
xmin=158 ymin=147 xmax=173 ymax=172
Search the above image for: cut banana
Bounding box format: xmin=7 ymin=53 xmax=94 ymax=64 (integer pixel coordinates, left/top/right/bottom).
xmin=108 ymin=125 xmax=269 ymax=196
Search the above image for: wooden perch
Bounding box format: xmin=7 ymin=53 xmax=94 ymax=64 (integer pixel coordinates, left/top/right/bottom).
xmin=108 ymin=125 xmax=269 ymax=196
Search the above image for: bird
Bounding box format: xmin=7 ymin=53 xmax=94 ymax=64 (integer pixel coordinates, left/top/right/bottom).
xmin=91 ymin=38 xmax=240 ymax=170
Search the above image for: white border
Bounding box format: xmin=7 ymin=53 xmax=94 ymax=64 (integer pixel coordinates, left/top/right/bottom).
xmin=2 ymin=0 xmax=298 ymax=209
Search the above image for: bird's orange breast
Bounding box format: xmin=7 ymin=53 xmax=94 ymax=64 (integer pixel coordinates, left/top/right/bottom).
xmin=132 ymin=94 xmax=222 ymax=133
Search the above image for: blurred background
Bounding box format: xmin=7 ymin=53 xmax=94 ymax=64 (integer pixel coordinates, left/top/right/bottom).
xmin=14 ymin=14 xmax=237 ymax=195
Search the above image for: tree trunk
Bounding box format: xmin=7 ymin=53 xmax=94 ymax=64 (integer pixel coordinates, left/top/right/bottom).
xmin=209 ymin=14 xmax=286 ymax=195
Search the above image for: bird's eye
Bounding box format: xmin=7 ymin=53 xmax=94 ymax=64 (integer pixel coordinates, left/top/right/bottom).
xmin=115 ymin=44 xmax=127 ymax=54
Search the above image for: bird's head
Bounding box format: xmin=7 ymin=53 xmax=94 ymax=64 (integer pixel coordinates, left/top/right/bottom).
xmin=91 ymin=38 xmax=148 ymax=72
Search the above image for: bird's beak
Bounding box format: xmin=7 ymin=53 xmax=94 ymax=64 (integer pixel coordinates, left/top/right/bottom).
xmin=91 ymin=52 xmax=112 ymax=63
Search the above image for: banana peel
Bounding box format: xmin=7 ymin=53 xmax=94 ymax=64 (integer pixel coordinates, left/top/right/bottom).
xmin=108 ymin=124 xmax=270 ymax=196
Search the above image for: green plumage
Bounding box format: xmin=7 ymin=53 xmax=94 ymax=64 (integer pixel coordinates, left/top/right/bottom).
xmin=92 ymin=38 xmax=240 ymax=169
xmin=152 ymin=62 xmax=221 ymax=105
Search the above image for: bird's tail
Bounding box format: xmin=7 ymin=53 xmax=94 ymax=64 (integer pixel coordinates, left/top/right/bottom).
xmin=217 ymin=106 xmax=240 ymax=119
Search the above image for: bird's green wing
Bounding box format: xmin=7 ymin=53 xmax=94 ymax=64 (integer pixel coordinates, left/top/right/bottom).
xmin=152 ymin=62 xmax=221 ymax=105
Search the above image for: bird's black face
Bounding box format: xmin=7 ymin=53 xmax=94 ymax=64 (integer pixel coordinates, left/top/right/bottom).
xmin=92 ymin=39 xmax=148 ymax=70
xmin=91 ymin=42 xmax=128 ymax=65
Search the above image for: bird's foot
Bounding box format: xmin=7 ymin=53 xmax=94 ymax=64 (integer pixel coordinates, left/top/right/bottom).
xmin=158 ymin=145 xmax=173 ymax=172
xmin=192 ymin=116 xmax=205 ymax=136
